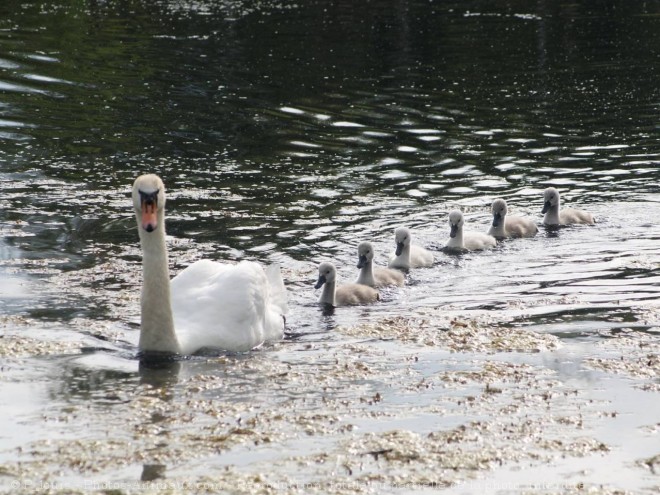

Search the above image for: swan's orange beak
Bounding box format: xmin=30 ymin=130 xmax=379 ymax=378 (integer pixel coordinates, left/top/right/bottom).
xmin=140 ymin=193 xmax=159 ymax=232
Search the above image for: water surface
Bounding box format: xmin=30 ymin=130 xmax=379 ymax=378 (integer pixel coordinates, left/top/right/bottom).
xmin=0 ymin=0 xmax=658 ymax=492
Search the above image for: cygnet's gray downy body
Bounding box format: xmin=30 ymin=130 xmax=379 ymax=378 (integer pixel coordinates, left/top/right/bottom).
xmin=542 ymin=187 xmax=595 ymax=226
xmin=316 ymin=261 xmax=379 ymax=306
xmin=488 ymin=198 xmax=538 ymax=239
xmin=356 ymin=241 xmax=405 ymax=288
xmin=388 ymin=227 xmax=434 ymax=269
xmin=445 ymin=210 xmax=497 ymax=252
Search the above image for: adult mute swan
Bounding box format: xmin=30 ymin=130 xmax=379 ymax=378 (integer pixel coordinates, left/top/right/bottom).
xmin=488 ymin=198 xmax=538 ymax=239
xmin=316 ymin=261 xmax=379 ymax=306
xmin=445 ymin=210 xmax=497 ymax=252
xmin=356 ymin=241 xmax=405 ymax=288
xmin=542 ymin=187 xmax=595 ymax=226
xmin=132 ymin=174 xmax=288 ymax=355
xmin=388 ymin=227 xmax=434 ymax=269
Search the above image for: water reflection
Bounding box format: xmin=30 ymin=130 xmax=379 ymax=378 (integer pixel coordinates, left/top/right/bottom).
xmin=50 ymin=353 xmax=140 ymax=403
xmin=139 ymin=359 xmax=182 ymax=389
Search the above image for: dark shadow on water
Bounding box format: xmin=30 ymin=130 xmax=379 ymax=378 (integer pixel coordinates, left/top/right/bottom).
xmin=541 ymin=223 xmax=597 ymax=237
xmin=141 ymin=464 xmax=167 ymax=482
xmin=138 ymin=357 xmax=182 ymax=389
xmin=543 ymin=227 xmax=561 ymax=238
xmin=319 ymin=302 xmax=336 ymax=317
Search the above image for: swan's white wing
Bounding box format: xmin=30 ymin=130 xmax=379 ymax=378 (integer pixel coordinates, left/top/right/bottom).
xmin=505 ymin=216 xmax=538 ymax=237
xmin=335 ymin=283 xmax=379 ymax=306
xmin=261 ymin=263 xmax=288 ymax=341
xmin=560 ymin=208 xmax=595 ymax=225
xmin=171 ymin=260 xmax=284 ymax=354
xmin=410 ymin=245 xmax=434 ymax=267
xmin=264 ymin=263 xmax=288 ymax=315
xmin=373 ymin=267 xmax=405 ymax=287
xmin=464 ymin=232 xmax=497 ymax=251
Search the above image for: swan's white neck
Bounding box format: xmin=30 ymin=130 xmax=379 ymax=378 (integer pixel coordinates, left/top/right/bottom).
xmin=356 ymin=260 xmax=375 ymax=286
xmin=318 ymin=280 xmax=336 ymax=306
xmin=137 ymin=212 xmax=181 ymax=354
xmin=544 ymin=203 xmax=560 ymax=225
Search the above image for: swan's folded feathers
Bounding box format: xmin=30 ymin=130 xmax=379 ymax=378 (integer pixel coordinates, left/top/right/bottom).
xmin=170 ymin=259 xmax=286 ymax=353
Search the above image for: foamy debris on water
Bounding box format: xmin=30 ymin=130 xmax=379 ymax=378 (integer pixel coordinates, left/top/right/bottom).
xmin=336 ymin=315 xmax=562 ymax=353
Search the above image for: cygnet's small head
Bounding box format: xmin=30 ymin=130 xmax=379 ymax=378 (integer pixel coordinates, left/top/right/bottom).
xmin=448 ymin=210 xmax=464 ymax=238
xmin=394 ymin=227 xmax=411 ymax=256
xmin=315 ymin=262 xmax=337 ymax=289
xmin=357 ymin=241 xmax=374 ymax=268
xmin=133 ymin=174 xmax=166 ymax=233
xmin=542 ymin=187 xmax=560 ymax=213
xmin=491 ymin=198 xmax=508 ymax=227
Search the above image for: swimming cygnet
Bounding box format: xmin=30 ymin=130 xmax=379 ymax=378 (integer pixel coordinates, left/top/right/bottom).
xmin=542 ymin=187 xmax=595 ymax=226
xmin=315 ymin=261 xmax=379 ymax=306
xmin=388 ymin=227 xmax=434 ymax=269
xmin=488 ymin=198 xmax=538 ymax=239
xmin=445 ymin=210 xmax=497 ymax=252
xmin=356 ymin=241 xmax=405 ymax=288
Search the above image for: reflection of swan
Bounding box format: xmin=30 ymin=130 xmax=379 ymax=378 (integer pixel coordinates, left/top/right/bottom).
xmin=388 ymin=227 xmax=434 ymax=269
xmin=542 ymin=187 xmax=595 ymax=226
xmin=315 ymin=261 xmax=379 ymax=306
xmin=356 ymin=241 xmax=404 ymax=288
xmin=488 ymin=199 xmax=538 ymax=239
xmin=132 ymin=174 xmax=287 ymax=355
xmin=445 ymin=210 xmax=496 ymax=252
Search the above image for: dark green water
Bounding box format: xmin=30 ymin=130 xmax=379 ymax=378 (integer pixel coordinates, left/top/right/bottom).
xmin=0 ymin=0 xmax=659 ymax=492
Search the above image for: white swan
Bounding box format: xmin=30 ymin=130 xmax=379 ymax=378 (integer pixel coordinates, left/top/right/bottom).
xmin=356 ymin=241 xmax=405 ymax=288
xmin=542 ymin=187 xmax=595 ymax=226
xmin=132 ymin=174 xmax=288 ymax=355
xmin=445 ymin=210 xmax=497 ymax=252
xmin=315 ymin=261 xmax=379 ymax=306
xmin=388 ymin=227 xmax=434 ymax=269
xmin=488 ymin=198 xmax=538 ymax=239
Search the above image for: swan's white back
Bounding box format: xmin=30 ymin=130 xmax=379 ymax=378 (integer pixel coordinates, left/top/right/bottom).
xmin=335 ymin=283 xmax=380 ymax=306
xmin=408 ymin=245 xmax=434 ymax=267
xmin=459 ymin=231 xmax=497 ymax=251
xmin=501 ymin=216 xmax=538 ymax=238
xmin=170 ymin=260 xmax=286 ymax=354
xmin=372 ymin=267 xmax=405 ymax=287
xmin=559 ymin=208 xmax=595 ymax=225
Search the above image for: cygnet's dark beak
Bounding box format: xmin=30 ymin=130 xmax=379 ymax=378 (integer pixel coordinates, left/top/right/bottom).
xmin=357 ymin=254 xmax=367 ymax=269
xmin=492 ymin=212 xmax=502 ymax=227
xmin=450 ymin=224 xmax=458 ymax=238
xmin=542 ymin=201 xmax=551 ymax=214
xmin=314 ymin=275 xmax=326 ymax=290
xmin=395 ymin=242 xmax=404 ymax=256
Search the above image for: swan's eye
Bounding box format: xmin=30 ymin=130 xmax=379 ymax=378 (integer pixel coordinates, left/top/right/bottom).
xmin=139 ymin=189 xmax=159 ymax=207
